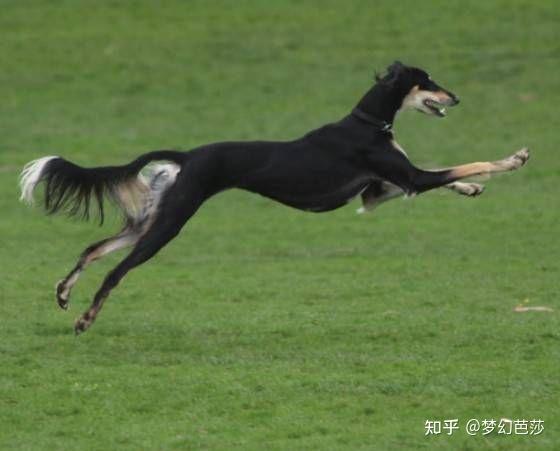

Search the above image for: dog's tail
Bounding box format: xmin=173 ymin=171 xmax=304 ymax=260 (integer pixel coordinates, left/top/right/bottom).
xmin=19 ymin=150 xmax=187 ymax=224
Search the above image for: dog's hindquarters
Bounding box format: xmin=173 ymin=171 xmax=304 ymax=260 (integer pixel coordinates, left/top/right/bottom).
xmin=53 ymin=162 xmax=185 ymax=309
xmin=74 ymin=169 xmax=207 ymax=334
xmin=20 ymin=151 xmax=190 ymax=316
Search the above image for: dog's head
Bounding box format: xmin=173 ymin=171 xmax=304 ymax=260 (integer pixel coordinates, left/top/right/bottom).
xmin=378 ymin=61 xmax=459 ymax=117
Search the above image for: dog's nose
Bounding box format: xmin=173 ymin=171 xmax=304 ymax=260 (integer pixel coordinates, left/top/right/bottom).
xmin=453 ymin=97 xmax=460 ymax=105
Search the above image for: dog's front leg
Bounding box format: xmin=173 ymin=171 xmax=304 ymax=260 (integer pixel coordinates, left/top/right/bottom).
xmin=365 ymin=146 xmax=529 ymax=197
xmin=446 ymin=148 xmax=530 ymax=181
xmin=409 ymin=148 xmax=530 ymax=194
xmin=445 ymin=182 xmax=485 ymax=197
xmin=357 ymin=181 xmax=485 ymax=214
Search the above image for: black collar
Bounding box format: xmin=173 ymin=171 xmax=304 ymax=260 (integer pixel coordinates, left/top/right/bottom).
xmin=351 ymin=108 xmax=393 ymax=132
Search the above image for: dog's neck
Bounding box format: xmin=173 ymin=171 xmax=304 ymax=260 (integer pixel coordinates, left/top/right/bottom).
xmin=355 ymin=82 xmax=407 ymax=126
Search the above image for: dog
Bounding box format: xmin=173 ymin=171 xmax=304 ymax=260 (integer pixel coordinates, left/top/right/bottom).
xmin=19 ymin=61 xmax=530 ymax=334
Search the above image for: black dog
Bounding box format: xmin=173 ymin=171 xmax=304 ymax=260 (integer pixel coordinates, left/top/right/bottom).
xmin=20 ymin=61 xmax=529 ymax=334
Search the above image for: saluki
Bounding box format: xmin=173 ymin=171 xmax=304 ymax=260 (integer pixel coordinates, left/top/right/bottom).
xmin=19 ymin=61 xmax=530 ymax=334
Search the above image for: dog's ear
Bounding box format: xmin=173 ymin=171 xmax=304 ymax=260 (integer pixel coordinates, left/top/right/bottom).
xmin=387 ymin=60 xmax=405 ymax=75
xmin=376 ymin=61 xmax=405 ymax=84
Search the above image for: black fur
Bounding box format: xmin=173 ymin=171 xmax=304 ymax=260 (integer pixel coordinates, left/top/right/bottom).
xmin=37 ymin=62 xmax=460 ymax=224
xmin=41 ymin=150 xmax=186 ymax=223
xmin=27 ymin=61 xmax=488 ymax=334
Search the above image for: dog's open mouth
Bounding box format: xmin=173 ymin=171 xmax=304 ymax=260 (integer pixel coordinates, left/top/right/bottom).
xmin=423 ymin=99 xmax=447 ymax=117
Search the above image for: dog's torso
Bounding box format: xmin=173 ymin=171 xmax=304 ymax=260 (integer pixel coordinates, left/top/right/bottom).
xmin=183 ymin=116 xmax=405 ymax=212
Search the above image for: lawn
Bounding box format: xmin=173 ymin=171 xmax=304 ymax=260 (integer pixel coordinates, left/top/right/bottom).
xmin=0 ymin=1 xmax=559 ymax=449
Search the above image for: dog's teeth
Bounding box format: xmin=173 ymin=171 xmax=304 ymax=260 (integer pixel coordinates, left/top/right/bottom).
xmin=439 ymin=107 xmax=446 ymax=115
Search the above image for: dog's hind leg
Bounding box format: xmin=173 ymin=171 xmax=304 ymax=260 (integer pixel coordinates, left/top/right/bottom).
xmin=55 ymin=226 xmax=141 ymax=310
xmin=357 ymin=181 xmax=403 ymax=213
xmin=73 ymin=181 xmax=205 ymax=334
xmin=56 ymin=162 xmax=183 ymax=310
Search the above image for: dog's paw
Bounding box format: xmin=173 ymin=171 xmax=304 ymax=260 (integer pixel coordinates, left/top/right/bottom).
xmin=462 ymin=182 xmax=485 ymax=197
xmin=55 ymin=280 xmax=69 ymax=310
xmin=505 ymin=147 xmax=530 ymax=171
xmin=448 ymin=182 xmax=485 ymax=197
xmin=74 ymin=311 xmax=95 ymax=335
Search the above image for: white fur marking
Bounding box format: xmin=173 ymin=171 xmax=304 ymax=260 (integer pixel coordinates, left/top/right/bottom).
xmin=103 ymin=236 xmax=136 ymax=254
xmin=19 ymin=156 xmax=58 ymax=204
xmin=59 ymin=270 xmax=81 ymax=299
xmin=146 ymin=163 xmax=181 ymax=182
xmin=113 ymin=161 xmax=182 ymax=224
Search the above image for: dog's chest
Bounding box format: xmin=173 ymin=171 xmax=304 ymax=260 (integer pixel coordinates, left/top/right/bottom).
xmin=391 ymin=139 xmax=408 ymax=156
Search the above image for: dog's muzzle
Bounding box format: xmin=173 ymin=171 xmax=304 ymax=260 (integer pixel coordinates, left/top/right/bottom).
xmin=423 ymin=91 xmax=459 ymax=117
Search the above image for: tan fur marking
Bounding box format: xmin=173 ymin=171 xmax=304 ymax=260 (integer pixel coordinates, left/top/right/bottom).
xmin=83 ymin=234 xmax=138 ymax=265
xmin=400 ymin=86 xmax=455 ymax=116
xmin=390 ymin=139 xmax=408 ymax=157
xmin=449 ymin=162 xmax=495 ymax=179
xmin=448 ymin=148 xmax=529 ymax=180
xmin=445 ymin=182 xmax=484 ymax=196
xmin=114 ymin=179 xmax=150 ymax=218
xmin=432 ymin=90 xmax=453 ymax=103
xmin=401 ymin=85 xmax=420 ymax=110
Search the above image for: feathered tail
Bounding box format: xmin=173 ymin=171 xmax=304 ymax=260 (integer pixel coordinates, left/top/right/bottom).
xmin=19 ymin=150 xmax=186 ymax=224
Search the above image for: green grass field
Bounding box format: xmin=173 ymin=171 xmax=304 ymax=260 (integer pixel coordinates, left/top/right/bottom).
xmin=1 ymin=1 xmax=559 ymax=449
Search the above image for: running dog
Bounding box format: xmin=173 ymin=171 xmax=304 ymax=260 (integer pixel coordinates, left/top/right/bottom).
xmin=19 ymin=61 xmax=530 ymax=334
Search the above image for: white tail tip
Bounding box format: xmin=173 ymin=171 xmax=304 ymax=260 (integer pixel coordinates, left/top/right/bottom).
xmin=19 ymin=156 xmax=58 ymax=204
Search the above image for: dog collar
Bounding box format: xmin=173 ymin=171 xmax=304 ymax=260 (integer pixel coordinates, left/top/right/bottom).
xmin=351 ymin=108 xmax=393 ymax=132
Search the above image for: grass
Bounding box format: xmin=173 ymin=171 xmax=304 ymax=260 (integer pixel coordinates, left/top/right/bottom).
xmin=1 ymin=1 xmax=559 ymax=449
